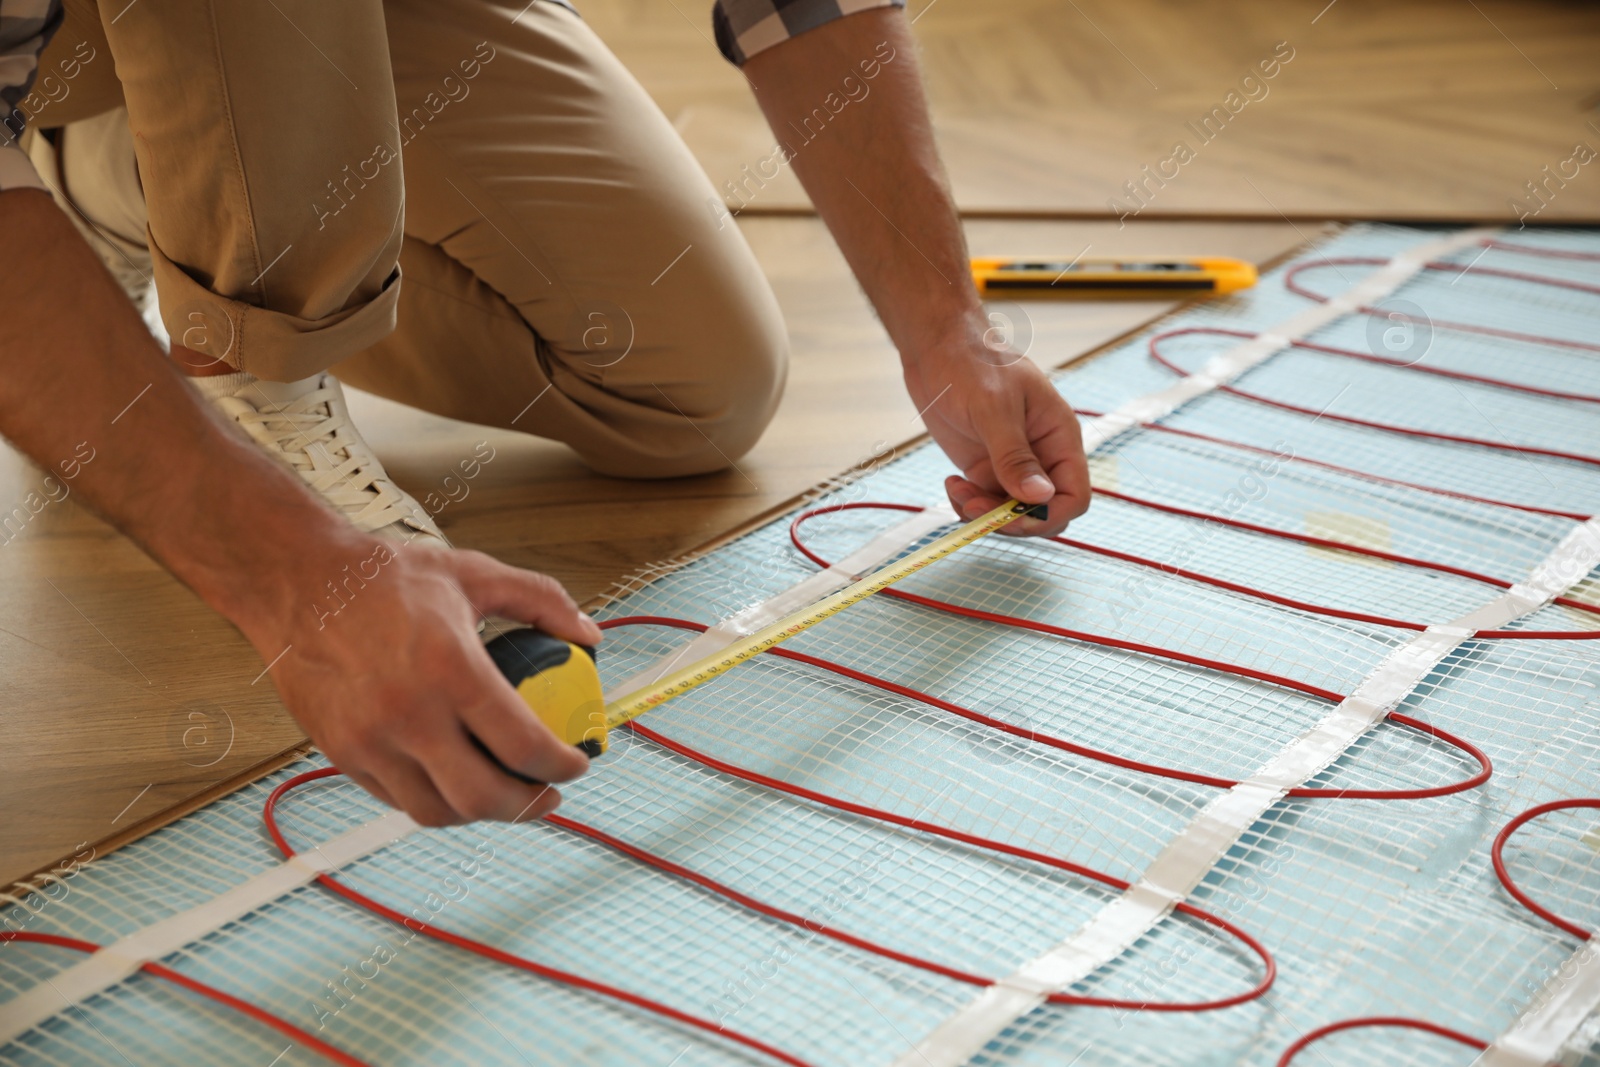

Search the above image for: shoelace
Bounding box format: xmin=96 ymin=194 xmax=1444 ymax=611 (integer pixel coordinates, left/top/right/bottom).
xmin=230 ymin=380 xmax=422 ymax=534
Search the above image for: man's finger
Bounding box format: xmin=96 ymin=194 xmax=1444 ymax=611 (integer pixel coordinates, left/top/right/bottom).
xmin=1023 ymin=384 xmax=1092 ymax=535
xmin=418 ymin=727 xmax=566 ymax=824
xmin=459 ymin=660 xmax=591 ymax=786
xmin=945 ymin=473 xmax=1009 ymax=522
xmin=944 ymin=474 xmax=987 ymax=518
xmin=456 ymin=553 xmax=602 ymax=646
xmin=372 ymin=753 xmax=469 ymax=828
xmin=977 ymin=404 xmax=1055 ymax=506
xmin=946 ymin=471 xmax=1044 ymax=536
xmin=342 ymin=767 xmax=400 ymax=811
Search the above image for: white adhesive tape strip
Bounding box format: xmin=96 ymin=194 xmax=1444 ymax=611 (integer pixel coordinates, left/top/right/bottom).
xmin=0 ymin=809 xmax=417 ymax=1046
xmin=1080 ymin=228 xmax=1496 ymax=457
xmin=895 ymin=227 xmax=1549 ymax=1067
xmin=606 ymin=503 xmax=958 ymax=702
xmin=1474 ymin=941 xmax=1600 ymax=1067
xmin=1518 ymin=517 xmax=1600 ymax=603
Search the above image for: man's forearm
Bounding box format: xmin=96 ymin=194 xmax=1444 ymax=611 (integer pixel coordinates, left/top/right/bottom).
xmin=744 ymin=9 xmax=985 ymax=361
xmin=744 ymin=14 xmax=1092 ymax=536
xmin=0 ymin=189 xmax=368 ymax=635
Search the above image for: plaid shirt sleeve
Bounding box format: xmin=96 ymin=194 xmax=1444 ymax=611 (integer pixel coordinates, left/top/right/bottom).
xmin=0 ymin=0 xmax=61 ymax=194
xmin=712 ymin=0 xmax=905 ymax=66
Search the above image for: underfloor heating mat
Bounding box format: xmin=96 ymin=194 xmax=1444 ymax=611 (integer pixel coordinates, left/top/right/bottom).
xmin=3 ymin=223 xmax=1599 ymax=1067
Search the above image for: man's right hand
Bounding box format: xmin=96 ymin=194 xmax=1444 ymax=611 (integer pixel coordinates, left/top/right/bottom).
xmin=243 ymin=540 xmax=600 ymax=827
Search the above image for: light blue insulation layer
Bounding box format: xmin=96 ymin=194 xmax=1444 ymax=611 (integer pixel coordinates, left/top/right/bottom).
xmin=3 ymin=224 xmax=1598 ymax=1066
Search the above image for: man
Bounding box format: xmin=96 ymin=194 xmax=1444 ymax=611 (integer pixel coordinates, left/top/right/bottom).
xmin=0 ymin=0 xmax=1089 ymax=827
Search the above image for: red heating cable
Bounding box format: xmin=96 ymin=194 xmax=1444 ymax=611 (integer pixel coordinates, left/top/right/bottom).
xmin=1274 ymin=797 xmax=1597 ymax=1065
xmin=1153 ymin=323 xmax=1600 ymax=405
xmin=1282 ymin=255 xmax=1600 ymax=353
xmin=1275 ymin=1016 xmax=1487 ymax=1066
xmin=606 ymin=619 xmax=1280 ymax=1009
xmin=1077 ymin=239 xmax=1600 ymax=516
xmin=606 ymin=614 xmax=1488 ymax=802
xmin=791 ymin=500 xmax=1600 ymax=641
xmin=264 ymin=768 xmax=815 ymax=1067
xmin=267 ymin=759 xmax=1274 ymax=1061
xmin=1148 ymin=326 xmax=1600 ymax=470
xmin=1287 ymin=255 xmax=1600 ymax=301
xmin=661 ymin=239 xmax=1584 ymax=1057
xmin=1070 ymin=407 xmax=1591 ymax=522
xmin=1480 ymin=238 xmax=1600 ymax=262
xmin=0 ymin=931 xmax=370 ymax=1067
xmin=542 ymin=803 xmax=1273 ymax=1013
xmin=1078 ymin=490 xmax=1600 ymax=630
xmin=1491 ymin=798 xmax=1599 ymax=942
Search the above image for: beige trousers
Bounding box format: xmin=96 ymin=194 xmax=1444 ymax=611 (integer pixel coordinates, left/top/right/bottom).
xmin=31 ymin=0 xmax=787 ymax=478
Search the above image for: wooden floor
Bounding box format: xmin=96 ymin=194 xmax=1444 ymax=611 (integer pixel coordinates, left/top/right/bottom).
xmin=589 ymin=0 xmax=1600 ymax=222
xmin=0 ymin=217 xmax=1314 ymax=886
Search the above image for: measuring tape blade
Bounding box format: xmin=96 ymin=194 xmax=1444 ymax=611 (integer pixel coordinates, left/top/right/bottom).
xmin=603 ymin=498 xmax=1041 ymax=729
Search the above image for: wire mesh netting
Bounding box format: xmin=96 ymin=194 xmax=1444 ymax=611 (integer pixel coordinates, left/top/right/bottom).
xmin=2 ymin=224 xmax=1597 ymax=1066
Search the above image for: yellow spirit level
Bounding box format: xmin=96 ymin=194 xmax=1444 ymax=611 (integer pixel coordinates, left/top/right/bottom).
xmin=970 ymin=256 xmax=1257 ymax=298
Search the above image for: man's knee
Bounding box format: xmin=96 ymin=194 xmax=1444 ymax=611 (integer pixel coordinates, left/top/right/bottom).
xmin=578 ymin=295 xmax=789 ymax=480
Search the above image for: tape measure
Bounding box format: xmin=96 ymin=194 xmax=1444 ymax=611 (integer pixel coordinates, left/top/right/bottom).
xmin=970 ymin=255 xmax=1257 ymax=298
xmin=485 ymin=630 xmax=609 ymax=758
xmin=483 ymin=497 xmax=1044 ymax=769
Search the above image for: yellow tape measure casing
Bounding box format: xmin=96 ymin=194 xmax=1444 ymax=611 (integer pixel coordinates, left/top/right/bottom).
xmin=485 ymin=629 xmax=608 ymax=757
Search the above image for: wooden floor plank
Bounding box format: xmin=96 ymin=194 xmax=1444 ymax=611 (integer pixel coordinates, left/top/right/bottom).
xmin=585 ymin=0 xmax=1600 ymax=221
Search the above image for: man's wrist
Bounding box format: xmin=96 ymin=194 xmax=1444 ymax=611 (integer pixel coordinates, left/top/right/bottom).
xmin=894 ymin=302 xmax=993 ymax=367
xmin=197 ymin=508 xmax=378 ymax=647
xmin=150 ymin=424 xmax=379 ymax=644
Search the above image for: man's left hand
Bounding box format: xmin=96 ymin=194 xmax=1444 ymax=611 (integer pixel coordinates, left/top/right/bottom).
xmin=904 ymin=328 xmax=1091 ymax=538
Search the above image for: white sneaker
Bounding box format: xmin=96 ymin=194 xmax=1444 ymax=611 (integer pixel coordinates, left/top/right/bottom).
xmin=191 ymin=371 xmax=449 ymax=548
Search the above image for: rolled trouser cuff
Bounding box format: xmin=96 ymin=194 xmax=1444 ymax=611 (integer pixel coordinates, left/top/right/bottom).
xmin=150 ymin=231 xmax=403 ymax=382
